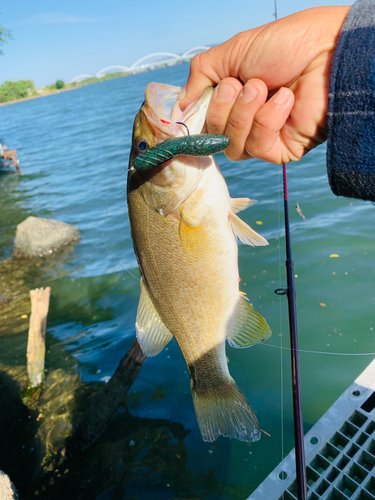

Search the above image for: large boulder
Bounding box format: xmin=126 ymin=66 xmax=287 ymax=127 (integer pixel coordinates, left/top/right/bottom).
xmin=0 ymin=471 xmax=18 ymax=500
xmin=13 ymin=216 xmax=80 ymax=258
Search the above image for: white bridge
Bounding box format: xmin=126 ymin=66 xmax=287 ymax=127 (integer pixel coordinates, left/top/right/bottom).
xmin=69 ymin=46 xmax=210 ymax=83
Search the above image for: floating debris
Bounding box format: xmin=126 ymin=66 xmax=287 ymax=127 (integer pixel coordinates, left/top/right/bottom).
xmin=330 ymin=254 xmax=339 ymax=258
xmin=295 ymin=202 xmax=307 ymax=221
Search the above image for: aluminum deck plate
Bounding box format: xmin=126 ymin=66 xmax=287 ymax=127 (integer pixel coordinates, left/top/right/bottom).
xmin=249 ymin=359 xmax=375 ymax=500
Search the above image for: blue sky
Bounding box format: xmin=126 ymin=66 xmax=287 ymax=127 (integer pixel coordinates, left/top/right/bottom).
xmin=1 ymin=0 xmax=352 ymax=88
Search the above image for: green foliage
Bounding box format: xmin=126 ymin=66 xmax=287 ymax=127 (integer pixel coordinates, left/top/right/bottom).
xmin=0 ymin=23 xmax=13 ymax=55
xmin=55 ymin=80 xmax=65 ymax=89
xmin=43 ymin=83 xmax=56 ymax=92
xmin=76 ymin=71 xmax=129 ymax=87
xmin=0 ymin=80 xmax=36 ymax=103
xmin=0 ymin=70 xmax=132 ymax=104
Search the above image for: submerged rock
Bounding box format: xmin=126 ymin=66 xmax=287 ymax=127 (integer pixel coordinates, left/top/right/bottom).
xmin=0 ymin=470 xmax=19 ymax=499
xmin=13 ymin=217 xmax=80 ymax=258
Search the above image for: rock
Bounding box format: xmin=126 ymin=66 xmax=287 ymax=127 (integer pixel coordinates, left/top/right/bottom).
xmin=13 ymin=217 xmax=80 ymax=258
xmin=0 ymin=471 xmax=18 ymax=500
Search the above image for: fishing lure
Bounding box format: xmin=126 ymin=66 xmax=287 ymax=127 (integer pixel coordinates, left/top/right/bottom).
xmin=132 ymin=134 xmax=230 ymax=171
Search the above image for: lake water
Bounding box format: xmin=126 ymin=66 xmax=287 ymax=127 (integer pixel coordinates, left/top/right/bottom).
xmin=0 ymin=63 xmax=374 ymax=499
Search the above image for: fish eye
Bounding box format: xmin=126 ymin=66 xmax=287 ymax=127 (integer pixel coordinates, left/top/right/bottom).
xmin=136 ymin=138 xmax=149 ymax=153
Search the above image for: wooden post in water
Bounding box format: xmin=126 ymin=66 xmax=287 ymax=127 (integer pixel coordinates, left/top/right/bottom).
xmin=26 ymin=287 xmax=51 ymax=388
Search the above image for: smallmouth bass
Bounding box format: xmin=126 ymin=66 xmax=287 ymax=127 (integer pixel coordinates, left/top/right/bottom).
xmin=127 ymin=82 xmax=271 ymax=442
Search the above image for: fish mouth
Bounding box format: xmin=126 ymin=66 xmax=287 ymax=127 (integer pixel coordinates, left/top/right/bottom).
xmin=143 ymin=83 xmax=213 ymax=140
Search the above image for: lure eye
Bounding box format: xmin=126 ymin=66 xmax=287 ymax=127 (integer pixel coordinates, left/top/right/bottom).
xmin=136 ymin=138 xmax=149 ymax=153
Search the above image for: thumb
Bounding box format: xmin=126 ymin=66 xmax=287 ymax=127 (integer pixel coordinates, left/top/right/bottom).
xmin=178 ymin=52 xmax=219 ymax=110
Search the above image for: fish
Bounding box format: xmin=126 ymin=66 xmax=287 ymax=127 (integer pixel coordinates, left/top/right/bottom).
xmin=127 ymin=82 xmax=271 ymax=443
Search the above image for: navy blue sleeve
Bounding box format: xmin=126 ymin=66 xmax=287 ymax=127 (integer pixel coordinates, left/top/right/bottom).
xmin=327 ymin=0 xmax=375 ymax=202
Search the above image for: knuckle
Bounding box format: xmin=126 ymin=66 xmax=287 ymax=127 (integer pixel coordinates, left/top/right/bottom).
xmin=207 ymin=114 xmax=225 ymax=134
xmin=227 ymin=114 xmax=247 ymax=132
xmin=190 ymin=51 xmax=209 ymax=76
xmin=245 ymin=131 xmax=264 ymax=157
xmin=253 ymin=114 xmax=272 ymax=132
xmin=245 ymin=135 xmax=276 ymax=163
xmin=225 ymin=144 xmax=251 ymax=162
xmin=225 ymin=145 xmax=241 ymax=161
xmin=190 ymin=53 xmax=202 ymax=73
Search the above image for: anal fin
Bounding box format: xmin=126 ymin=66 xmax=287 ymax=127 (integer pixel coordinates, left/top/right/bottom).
xmin=136 ymin=279 xmax=173 ymax=357
xmin=227 ymin=292 xmax=271 ymax=348
xmin=229 ymin=210 xmax=268 ymax=246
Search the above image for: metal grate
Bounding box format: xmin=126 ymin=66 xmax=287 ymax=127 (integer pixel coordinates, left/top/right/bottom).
xmin=249 ymin=359 xmax=375 ymax=500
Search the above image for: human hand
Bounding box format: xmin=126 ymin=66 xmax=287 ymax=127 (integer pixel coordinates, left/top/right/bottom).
xmin=179 ymin=6 xmax=350 ymax=164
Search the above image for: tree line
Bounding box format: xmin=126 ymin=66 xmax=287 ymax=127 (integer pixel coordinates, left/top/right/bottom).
xmin=0 ymin=80 xmax=37 ymax=103
xmin=0 ymin=23 xmax=133 ymax=104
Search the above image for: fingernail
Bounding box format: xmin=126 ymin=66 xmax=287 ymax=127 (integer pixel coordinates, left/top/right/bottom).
xmin=273 ymin=87 xmax=290 ymax=105
xmin=242 ymin=82 xmax=258 ymax=103
xmin=216 ymin=82 xmax=236 ymax=103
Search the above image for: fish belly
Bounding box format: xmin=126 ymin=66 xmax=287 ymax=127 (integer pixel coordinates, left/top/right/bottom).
xmin=128 ymin=158 xmax=261 ymax=443
xmin=129 ymin=159 xmax=237 ymax=360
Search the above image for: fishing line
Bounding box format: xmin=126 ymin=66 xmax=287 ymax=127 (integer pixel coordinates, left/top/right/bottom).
xmin=103 ymin=170 xmax=140 ymax=282
xmin=261 ymin=343 xmax=375 ymax=356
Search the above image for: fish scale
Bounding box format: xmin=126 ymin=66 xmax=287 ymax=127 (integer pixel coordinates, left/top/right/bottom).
xmin=127 ymin=82 xmax=271 ymax=443
xmin=128 ymin=168 xmax=233 ymax=358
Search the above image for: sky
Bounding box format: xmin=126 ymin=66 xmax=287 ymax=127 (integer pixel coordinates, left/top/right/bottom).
xmin=1 ymin=0 xmax=353 ymax=88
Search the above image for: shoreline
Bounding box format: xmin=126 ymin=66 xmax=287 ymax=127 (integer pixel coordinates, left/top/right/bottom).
xmin=0 ymin=60 xmax=190 ymax=108
xmin=0 ymin=86 xmax=79 ymax=107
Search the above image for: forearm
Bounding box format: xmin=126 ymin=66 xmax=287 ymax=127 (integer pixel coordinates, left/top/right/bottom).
xmin=327 ymin=0 xmax=375 ymax=201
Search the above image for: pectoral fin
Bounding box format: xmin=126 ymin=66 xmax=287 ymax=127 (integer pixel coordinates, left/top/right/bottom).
xmin=229 ymin=210 xmax=268 ymax=246
xmin=227 ymin=292 xmax=271 ymax=348
xmin=136 ymin=279 xmax=173 ymax=357
xmin=231 ymin=197 xmax=257 ymax=213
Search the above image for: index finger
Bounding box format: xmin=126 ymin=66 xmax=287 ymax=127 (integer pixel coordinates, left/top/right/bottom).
xmin=178 ymin=50 xmax=221 ymax=110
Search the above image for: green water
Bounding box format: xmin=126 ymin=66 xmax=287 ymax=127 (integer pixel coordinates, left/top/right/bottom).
xmin=0 ymin=63 xmax=374 ymax=499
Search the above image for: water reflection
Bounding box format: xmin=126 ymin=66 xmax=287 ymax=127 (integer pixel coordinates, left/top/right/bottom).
xmin=36 ymin=411 xmax=240 ymax=500
xmin=0 ymin=358 xmax=239 ymax=499
xmin=0 ymin=368 xmax=37 ymax=499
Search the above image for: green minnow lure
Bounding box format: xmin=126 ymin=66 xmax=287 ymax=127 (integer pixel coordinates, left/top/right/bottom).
xmin=132 ymin=134 xmax=230 ymax=172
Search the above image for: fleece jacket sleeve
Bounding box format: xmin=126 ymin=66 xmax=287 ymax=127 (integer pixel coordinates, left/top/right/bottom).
xmin=327 ymin=0 xmax=375 ymax=202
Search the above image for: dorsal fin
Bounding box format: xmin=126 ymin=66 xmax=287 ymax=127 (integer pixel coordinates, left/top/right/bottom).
xmin=227 ymin=292 xmax=271 ymax=348
xmin=136 ymin=279 xmax=173 ymax=357
xmin=229 ymin=210 xmax=268 ymax=246
xmin=231 ymin=197 xmax=257 ymax=214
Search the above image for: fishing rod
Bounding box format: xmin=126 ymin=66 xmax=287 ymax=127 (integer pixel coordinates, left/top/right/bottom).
xmin=275 ymin=165 xmax=307 ymax=500
xmin=272 ymin=3 xmax=307 ymax=499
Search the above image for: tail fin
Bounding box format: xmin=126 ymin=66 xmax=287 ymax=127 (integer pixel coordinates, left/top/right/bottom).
xmin=191 ymin=378 xmax=261 ymax=443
